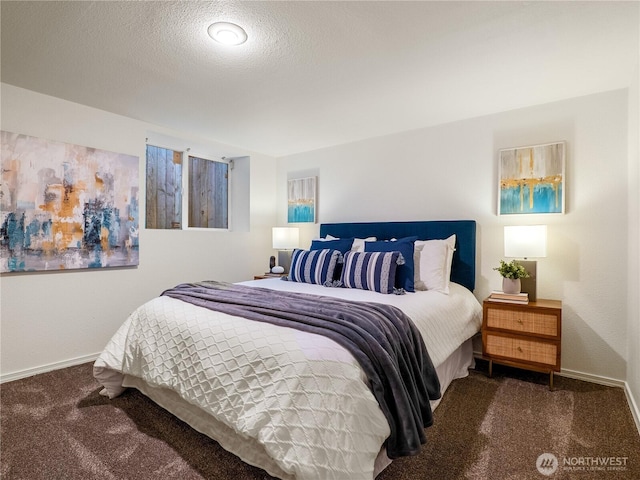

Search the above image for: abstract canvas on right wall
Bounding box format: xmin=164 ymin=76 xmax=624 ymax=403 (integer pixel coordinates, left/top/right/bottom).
xmin=498 ymin=141 xmax=566 ymax=215
xmin=287 ymin=176 xmax=316 ymax=223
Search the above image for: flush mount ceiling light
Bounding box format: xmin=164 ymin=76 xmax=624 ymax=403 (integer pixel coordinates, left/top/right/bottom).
xmin=208 ymin=22 xmax=247 ymax=46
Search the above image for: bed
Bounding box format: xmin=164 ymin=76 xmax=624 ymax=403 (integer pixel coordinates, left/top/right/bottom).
xmin=94 ymin=220 xmax=482 ymax=480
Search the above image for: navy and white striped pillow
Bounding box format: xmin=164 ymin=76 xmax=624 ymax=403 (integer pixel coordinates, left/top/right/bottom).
xmin=288 ymin=249 xmax=341 ymax=285
xmin=340 ymin=251 xmax=401 ymax=294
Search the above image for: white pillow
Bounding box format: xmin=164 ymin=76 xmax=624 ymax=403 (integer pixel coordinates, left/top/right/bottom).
xmin=325 ymin=235 xmax=376 ymax=252
xmin=351 ymin=237 xmax=377 ymax=252
xmin=414 ymin=235 xmax=456 ymax=294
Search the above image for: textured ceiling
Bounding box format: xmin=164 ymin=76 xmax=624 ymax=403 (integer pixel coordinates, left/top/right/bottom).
xmin=1 ymin=1 xmax=638 ymax=157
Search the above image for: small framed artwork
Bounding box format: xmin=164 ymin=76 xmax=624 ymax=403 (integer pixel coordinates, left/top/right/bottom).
xmin=498 ymin=141 xmax=566 ymax=215
xmin=287 ymin=176 xmax=316 ymax=223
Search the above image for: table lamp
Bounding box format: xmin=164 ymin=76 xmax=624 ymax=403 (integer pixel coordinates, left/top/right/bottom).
xmin=272 ymin=227 xmax=299 ymax=274
xmin=504 ymin=225 xmax=547 ymax=301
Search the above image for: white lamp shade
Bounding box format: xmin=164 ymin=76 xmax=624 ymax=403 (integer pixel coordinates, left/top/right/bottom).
xmin=504 ymin=225 xmax=547 ymax=258
xmin=272 ymin=227 xmax=299 ymax=250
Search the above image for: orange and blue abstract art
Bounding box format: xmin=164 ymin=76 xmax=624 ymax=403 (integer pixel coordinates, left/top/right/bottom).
xmin=0 ymin=131 xmax=139 ymax=272
xmin=498 ymin=142 xmax=565 ymax=215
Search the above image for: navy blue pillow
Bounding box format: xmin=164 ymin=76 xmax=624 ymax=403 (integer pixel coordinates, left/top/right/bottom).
xmin=340 ymin=251 xmax=401 ymax=294
xmin=365 ymin=236 xmax=417 ymax=292
xmin=310 ymin=238 xmax=354 ymax=255
xmin=288 ymin=249 xmax=341 ymax=285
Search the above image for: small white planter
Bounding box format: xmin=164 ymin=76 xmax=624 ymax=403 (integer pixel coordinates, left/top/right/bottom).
xmin=502 ymin=277 xmax=521 ymax=294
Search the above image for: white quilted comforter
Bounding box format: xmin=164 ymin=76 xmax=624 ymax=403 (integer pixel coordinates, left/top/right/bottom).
xmin=94 ymin=279 xmax=481 ymax=480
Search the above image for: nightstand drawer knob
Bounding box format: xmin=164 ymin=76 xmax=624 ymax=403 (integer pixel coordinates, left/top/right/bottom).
xmin=517 ymin=346 xmax=523 ymax=352
xmin=517 ymin=319 xmax=523 ymax=325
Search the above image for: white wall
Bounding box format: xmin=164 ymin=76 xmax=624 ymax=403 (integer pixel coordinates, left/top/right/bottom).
xmin=277 ymin=89 xmax=632 ymax=383
xmin=0 ymin=84 xmax=278 ymax=378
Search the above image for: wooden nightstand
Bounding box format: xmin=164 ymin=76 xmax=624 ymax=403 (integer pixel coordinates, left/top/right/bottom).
xmin=253 ymin=274 xmax=285 ymax=280
xmin=482 ymin=298 xmax=562 ymax=389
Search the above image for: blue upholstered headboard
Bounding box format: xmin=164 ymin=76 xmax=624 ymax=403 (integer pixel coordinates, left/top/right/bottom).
xmin=319 ymin=220 xmax=477 ymax=291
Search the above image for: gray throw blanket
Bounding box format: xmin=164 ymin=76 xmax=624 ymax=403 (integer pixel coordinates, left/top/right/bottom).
xmin=161 ymin=281 xmax=441 ymax=459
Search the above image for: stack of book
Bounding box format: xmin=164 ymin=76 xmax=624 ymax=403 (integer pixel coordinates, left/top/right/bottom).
xmin=487 ymin=291 xmax=529 ymax=304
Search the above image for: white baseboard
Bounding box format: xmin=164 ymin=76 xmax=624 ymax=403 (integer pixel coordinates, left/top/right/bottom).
xmin=0 ymin=353 xmax=100 ymax=384
xmin=558 ymin=368 xmax=626 ymax=388
xmin=624 ymin=383 xmax=640 ymax=436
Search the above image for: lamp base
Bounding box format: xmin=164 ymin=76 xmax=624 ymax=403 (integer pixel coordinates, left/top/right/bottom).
xmin=277 ymin=250 xmax=293 ymax=274
xmin=519 ymin=260 xmax=537 ymax=302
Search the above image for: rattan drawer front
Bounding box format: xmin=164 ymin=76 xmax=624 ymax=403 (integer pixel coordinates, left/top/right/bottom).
xmin=485 ymin=334 xmax=558 ymax=367
xmin=486 ymin=308 xmax=558 ymax=336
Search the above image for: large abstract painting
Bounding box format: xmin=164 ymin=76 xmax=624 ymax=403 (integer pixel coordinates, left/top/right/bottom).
xmin=498 ymin=142 xmax=565 ymax=215
xmin=0 ymin=131 xmax=139 ymax=272
xmin=287 ymin=176 xmax=316 ymax=223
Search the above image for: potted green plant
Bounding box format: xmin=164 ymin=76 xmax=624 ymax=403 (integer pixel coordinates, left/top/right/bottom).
xmin=493 ymin=260 xmax=530 ymax=294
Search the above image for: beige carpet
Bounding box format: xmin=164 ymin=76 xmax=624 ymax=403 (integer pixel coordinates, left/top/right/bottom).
xmin=1 ymin=361 xmax=639 ymax=479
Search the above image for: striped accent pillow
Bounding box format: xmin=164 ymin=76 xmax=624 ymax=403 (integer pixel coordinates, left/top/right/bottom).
xmin=288 ymin=249 xmax=341 ymax=285
xmin=340 ymin=251 xmax=401 ymax=294
xmin=365 ymin=236 xmax=417 ymax=292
